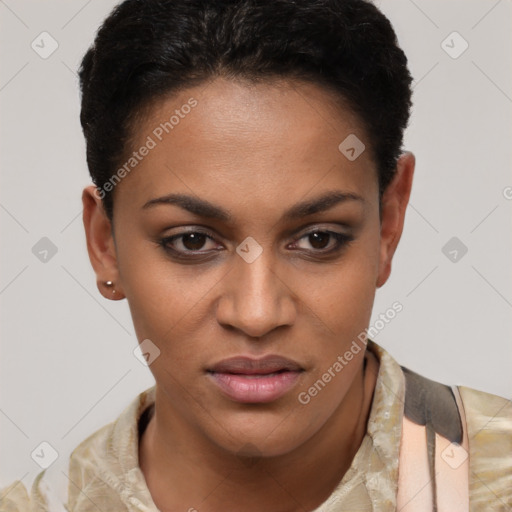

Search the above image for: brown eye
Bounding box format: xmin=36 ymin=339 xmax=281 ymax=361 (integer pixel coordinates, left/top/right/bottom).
xmin=160 ymin=231 xmax=220 ymax=256
xmin=293 ymin=230 xmax=353 ymax=254
xmin=181 ymin=232 xmax=208 ymax=251
xmin=308 ymin=231 xmax=331 ymax=250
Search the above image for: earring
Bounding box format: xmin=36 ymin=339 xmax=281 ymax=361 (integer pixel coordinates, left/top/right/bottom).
xmin=105 ymin=280 xmax=116 ymax=294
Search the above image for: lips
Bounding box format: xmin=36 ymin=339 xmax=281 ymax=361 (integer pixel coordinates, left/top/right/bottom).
xmin=207 ymin=355 xmax=304 ymax=403
xmin=209 ymin=355 xmax=303 ymax=375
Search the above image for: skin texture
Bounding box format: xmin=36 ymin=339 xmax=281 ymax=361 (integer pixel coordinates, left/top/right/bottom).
xmin=82 ymin=77 xmax=415 ymax=512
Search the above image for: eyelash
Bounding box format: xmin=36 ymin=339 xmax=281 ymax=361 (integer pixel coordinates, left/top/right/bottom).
xmin=158 ymin=228 xmax=354 ymax=260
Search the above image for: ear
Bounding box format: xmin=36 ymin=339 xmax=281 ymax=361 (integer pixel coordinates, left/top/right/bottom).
xmin=376 ymin=152 xmax=415 ymax=288
xmin=82 ymin=185 xmax=125 ymax=300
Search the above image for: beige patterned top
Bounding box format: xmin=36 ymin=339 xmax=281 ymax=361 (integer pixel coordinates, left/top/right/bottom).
xmin=1 ymin=341 xmax=511 ymax=511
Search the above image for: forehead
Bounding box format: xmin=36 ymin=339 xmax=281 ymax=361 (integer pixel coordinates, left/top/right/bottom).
xmin=113 ymin=77 xmax=378 ymax=219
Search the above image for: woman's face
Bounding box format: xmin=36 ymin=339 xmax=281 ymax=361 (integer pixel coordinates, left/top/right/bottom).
xmin=84 ymin=77 xmax=413 ymax=457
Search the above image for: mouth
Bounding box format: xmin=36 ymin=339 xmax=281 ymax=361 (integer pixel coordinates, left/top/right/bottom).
xmin=207 ymin=355 xmax=305 ymax=403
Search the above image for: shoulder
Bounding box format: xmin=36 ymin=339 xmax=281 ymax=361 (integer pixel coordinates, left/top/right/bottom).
xmin=0 ymin=479 xmax=31 ymax=512
xmin=0 ymin=471 xmax=56 ymax=512
xmin=1 ymin=387 xmax=156 ymax=512
xmin=397 ymin=360 xmax=511 ymax=508
xmin=66 ymin=387 xmax=155 ymax=511
xmin=66 ymin=419 xmax=131 ymax=511
xmin=458 ymin=385 xmax=512 ymax=508
xmin=0 ymin=422 xmax=121 ymax=512
xmin=68 ymin=385 xmax=154 ymax=472
xmin=68 ymin=418 xmax=116 ymax=470
xmin=458 ymin=384 xmax=512 ymax=453
xmin=0 ymin=422 xmax=126 ymax=512
xmin=459 ymin=384 xmax=512 ymax=428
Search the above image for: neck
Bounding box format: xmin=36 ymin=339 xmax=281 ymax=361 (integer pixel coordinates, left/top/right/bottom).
xmin=139 ymin=350 xmax=379 ymax=512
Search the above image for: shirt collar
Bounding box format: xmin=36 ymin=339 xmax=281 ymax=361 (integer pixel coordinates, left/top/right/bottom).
xmin=105 ymin=340 xmax=405 ymax=511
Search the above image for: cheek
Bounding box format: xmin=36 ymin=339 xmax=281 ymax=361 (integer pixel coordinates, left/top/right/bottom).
xmin=300 ymin=236 xmax=380 ymax=338
xmin=123 ymin=267 xmax=215 ymax=348
xmin=115 ymin=232 xmax=203 ymax=342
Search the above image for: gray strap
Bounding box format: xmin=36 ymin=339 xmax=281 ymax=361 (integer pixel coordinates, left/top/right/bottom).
xmin=402 ymin=366 xmax=464 ymax=511
xmin=401 ymin=366 xmax=463 ymax=443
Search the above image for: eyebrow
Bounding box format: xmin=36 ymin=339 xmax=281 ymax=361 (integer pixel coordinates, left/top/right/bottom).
xmin=142 ymin=190 xmax=364 ymax=222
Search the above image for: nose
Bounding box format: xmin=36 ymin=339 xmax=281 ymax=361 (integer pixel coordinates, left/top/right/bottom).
xmin=215 ymin=244 xmax=296 ymax=339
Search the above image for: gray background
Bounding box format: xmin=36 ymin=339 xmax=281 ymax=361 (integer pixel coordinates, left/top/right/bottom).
xmin=1 ymin=0 xmax=511 ymax=489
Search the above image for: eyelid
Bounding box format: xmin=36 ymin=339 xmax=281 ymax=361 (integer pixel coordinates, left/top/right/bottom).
xmin=159 ymin=223 xmax=353 ymax=258
xmin=292 ymin=222 xmax=352 ymax=237
xmin=162 ymin=222 xmax=351 ymax=244
xmin=289 ymin=229 xmax=353 ymax=252
xmin=161 ymin=229 xmax=219 ymax=248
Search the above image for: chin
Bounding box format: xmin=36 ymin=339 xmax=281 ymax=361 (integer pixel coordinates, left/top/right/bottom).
xmin=207 ymin=411 xmax=313 ymax=460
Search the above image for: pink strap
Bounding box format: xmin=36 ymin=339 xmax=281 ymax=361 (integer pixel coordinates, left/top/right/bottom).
xmin=397 ymin=415 xmax=434 ymax=511
xmin=396 ymin=385 xmax=469 ymax=511
xmin=435 ymin=386 xmax=470 ymax=512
